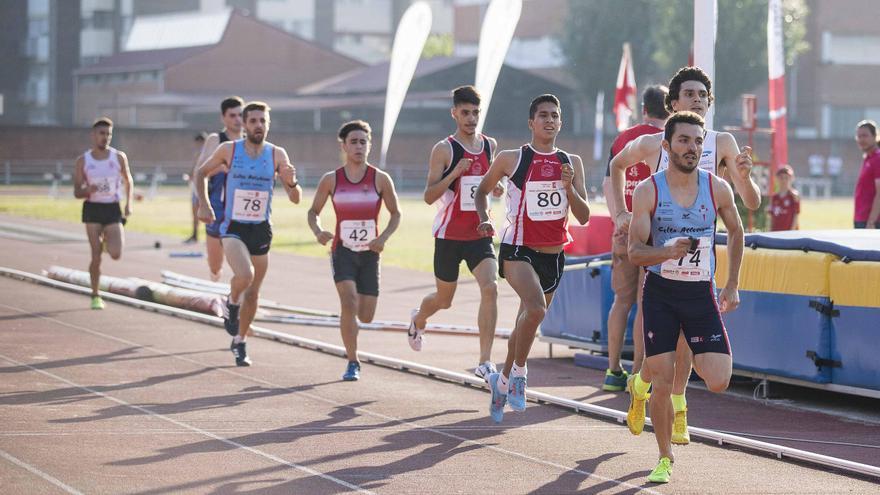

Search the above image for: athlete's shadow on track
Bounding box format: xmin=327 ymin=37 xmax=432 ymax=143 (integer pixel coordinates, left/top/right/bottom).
xmin=528 ymin=452 xmax=652 ymax=494
xmin=0 ymin=346 xmax=217 ymax=375
xmin=0 ymin=307 xmax=92 ymax=321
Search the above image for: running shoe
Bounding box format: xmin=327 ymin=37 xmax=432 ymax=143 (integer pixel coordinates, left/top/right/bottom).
xmin=342 ymin=361 xmax=361 ymax=381
xmin=507 ymin=375 xmax=527 ymax=412
xmin=90 ymin=296 xmax=105 ymax=310
xmin=474 ymin=361 xmax=497 ymax=382
xmin=626 ymin=374 xmax=648 ymax=435
xmin=488 ymin=373 xmax=507 ymax=423
xmin=406 ymin=309 xmax=424 ymax=351
xmin=672 ymin=408 xmax=690 ymax=445
xmin=224 ymin=301 xmax=240 ymax=336
xmin=230 ymin=339 xmax=251 ymax=367
xmin=602 ymin=368 xmax=629 ymax=392
xmin=647 ymin=457 xmax=673 ymax=483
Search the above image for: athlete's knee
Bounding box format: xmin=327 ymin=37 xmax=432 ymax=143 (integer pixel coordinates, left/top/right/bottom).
xmin=704 ymin=374 xmax=730 ymax=393
xmin=479 ymin=280 xmax=498 ymax=299
xmin=612 ymin=290 xmax=636 ymax=308
xmin=339 ymin=292 xmax=358 ymax=314
xmin=109 ymin=250 xmax=121 ymax=261
xmin=233 ymin=269 xmax=255 ymax=286
xmin=242 ymin=287 xmax=259 ymax=305
xmin=650 ymin=374 xmax=674 ymax=396
xmin=520 ymin=301 xmax=546 ymax=325
xmin=436 ymin=297 xmax=453 ymax=310
xmin=357 ymin=309 xmax=375 ymax=324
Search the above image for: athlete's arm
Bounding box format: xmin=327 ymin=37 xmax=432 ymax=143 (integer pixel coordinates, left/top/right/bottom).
xmin=371 ymin=170 xmax=401 ymax=254
xmin=196 ymin=133 xmax=219 ymax=168
xmin=275 ymin=147 xmax=301 ymax=204
xmin=118 ymin=151 xmax=134 ymax=217
xmin=475 ymin=149 xmax=517 ymax=237
xmin=307 ymin=172 xmax=335 ymax=245
xmin=72 ymin=155 xmax=95 ymax=199
xmin=566 ymin=154 xmax=590 ymax=225
xmin=717 ymin=133 xmax=761 ymax=210
xmin=712 ymin=175 xmax=744 ymax=312
xmin=423 ymin=140 xmax=469 ymax=204
xmin=488 ymin=137 xmax=505 ymax=198
xmin=627 ymin=180 xmax=691 ymax=266
xmin=194 ymin=142 xmax=233 ymax=223
xmin=610 ymin=133 xmax=660 ymax=229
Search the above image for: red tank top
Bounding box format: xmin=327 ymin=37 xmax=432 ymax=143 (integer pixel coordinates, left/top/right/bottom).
xmin=432 ymin=135 xmax=493 ymax=240
xmin=608 ymin=123 xmax=661 ymax=211
xmin=331 ymin=165 xmax=382 ymax=251
xmin=501 ymin=144 xmax=572 ymax=247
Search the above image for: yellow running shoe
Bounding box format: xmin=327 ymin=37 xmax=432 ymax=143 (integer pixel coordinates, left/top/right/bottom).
xmin=90 ymin=296 xmax=105 ymax=310
xmin=626 ymin=374 xmax=647 ymax=435
xmin=672 ymin=408 xmax=690 ymax=445
xmin=647 ymin=457 xmax=673 ymax=483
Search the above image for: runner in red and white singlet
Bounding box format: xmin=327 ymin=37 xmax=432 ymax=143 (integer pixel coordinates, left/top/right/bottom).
xmin=431 ymin=134 xmax=493 ymax=240
xmin=475 ymin=94 xmax=591 ymax=423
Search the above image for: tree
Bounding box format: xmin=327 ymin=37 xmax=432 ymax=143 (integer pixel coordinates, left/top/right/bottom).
xmin=422 ymin=33 xmax=454 ymax=59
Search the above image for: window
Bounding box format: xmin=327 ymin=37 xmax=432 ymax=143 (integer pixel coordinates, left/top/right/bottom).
xmin=823 ymin=105 xmax=880 ymax=138
xmin=822 ymin=32 xmax=880 ymax=66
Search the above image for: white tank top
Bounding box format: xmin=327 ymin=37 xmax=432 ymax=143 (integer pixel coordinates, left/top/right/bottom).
xmin=83 ymin=147 xmax=122 ymax=203
xmin=657 ymin=129 xmax=718 ymax=174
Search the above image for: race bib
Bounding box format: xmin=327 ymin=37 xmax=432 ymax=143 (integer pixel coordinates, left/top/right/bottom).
xmin=660 ymin=236 xmax=712 ymax=282
xmin=525 ymin=180 xmax=568 ymax=221
xmin=90 ymin=177 xmax=118 ymax=202
xmin=232 ymin=189 xmax=269 ymax=221
xmin=340 ymin=219 xmax=377 ymax=252
xmin=459 ymin=175 xmax=482 ymax=211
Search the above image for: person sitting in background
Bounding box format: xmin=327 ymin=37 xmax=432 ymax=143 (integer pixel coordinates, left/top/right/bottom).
xmin=767 ymin=165 xmax=799 ymax=231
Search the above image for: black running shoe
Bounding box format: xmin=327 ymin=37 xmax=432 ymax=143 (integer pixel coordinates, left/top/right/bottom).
xmin=231 ymin=339 xmax=252 ymax=367
xmin=224 ymin=302 xmax=240 ymax=336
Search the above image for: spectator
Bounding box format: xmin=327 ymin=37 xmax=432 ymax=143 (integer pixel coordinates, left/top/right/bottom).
xmin=853 ymin=120 xmax=880 ymax=229
xmin=767 ymin=165 xmax=799 ymax=231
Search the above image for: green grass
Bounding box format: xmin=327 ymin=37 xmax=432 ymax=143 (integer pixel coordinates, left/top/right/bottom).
xmin=0 ymin=185 xmax=857 ymax=272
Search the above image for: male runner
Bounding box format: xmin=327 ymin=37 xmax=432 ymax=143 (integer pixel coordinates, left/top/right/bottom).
xmin=195 ymin=96 xmax=245 ymax=281
xmin=308 ymin=120 xmax=401 ymax=381
xmin=73 ymin=117 xmax=134 ymax=310
xmin=610 ymin=67 xmax=759 ymax=443
xmin=627 ymin=111 xmax=743 ymax=483
xmin=408 ymin=85 xmax=503 ymax=381
xmin=601 ymin=84 xmax=669 ymax=392
xmin=476 ymin=94 xmax=590 ymax=423
xmin=185 ymin=132 xmax=206 ymax=244
xmin=196 ymin=101 xmax=301 ymax=366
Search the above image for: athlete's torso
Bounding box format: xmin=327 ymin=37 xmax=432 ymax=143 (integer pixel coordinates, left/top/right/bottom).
xmin=83 ymin=147 xmax=122 ymax=203
xmin=647 ymin=169 xmax=717 ymax=282
xmin=432 ymin=134 xmax=493 ymax=241
xmin=332 ymin=165 xmax=382 ymax=251
xmin=222 ymin=139 xmax=276 ymax=227
xmin=501 ymin=144 xmax=572 ymax=247
xmin=208 ymin=131 xmax=231 ymax=210
xmin=658 ymin=129 xmax=719 ymax=174
xmin=608 ymin=124 xmax=661 ymax=211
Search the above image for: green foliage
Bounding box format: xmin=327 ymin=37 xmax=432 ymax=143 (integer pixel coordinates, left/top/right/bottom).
xmin=422 ymin=33 xmax=454 ymax=59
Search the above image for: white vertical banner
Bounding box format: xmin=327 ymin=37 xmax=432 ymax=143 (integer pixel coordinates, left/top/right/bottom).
xmin=474 ymin=0 xmax=522 ymax=135
xmin=380 ymin=1 xmax=433 ymax=169
xmin=693 ymin=0 xmax=717 ymax=128
xmin=593 ymin=91 xmax=605 ymax=162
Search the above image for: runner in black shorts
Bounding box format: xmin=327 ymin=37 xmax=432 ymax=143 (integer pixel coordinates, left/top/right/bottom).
xmin=223 ymin=220 xmax=272 ymax=256
xmin=497 ymin=244 xmax=564 ymax=294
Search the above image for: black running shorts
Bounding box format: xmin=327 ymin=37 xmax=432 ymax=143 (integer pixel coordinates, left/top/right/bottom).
xmin=433 ymin=237 xmax=496 ymax=282
xmin=498 ymin=243 xmax=565 ymax=294
xmin=82 ymin=201 xmax=122 ymax=225
xmin=641 ymin=271 xmax=731 ymax=357
xmin=332 ymin=246 xmax=380 ymax=296
xmin=222 ymin=221 xmax=272 ymax=256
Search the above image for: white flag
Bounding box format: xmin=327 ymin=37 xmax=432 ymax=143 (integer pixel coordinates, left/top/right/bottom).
xmin=693 ymin=0 xmax=717 ymax=128
xmin=475 ymin=0 xmax=522 ymax=135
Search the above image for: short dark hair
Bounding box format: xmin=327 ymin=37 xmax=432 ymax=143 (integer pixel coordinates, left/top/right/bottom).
xmin=194 ymin=132 xmax=207 ymax=142
xmin=242 ymin=101 xmax=270 ymax=121
xmin=452 ymin=85 xmax=481 ymax=107
xmin=664 ymin=111 xmax=705 ymax=143
xmin=221 ymin=96 xmax=244 ymax=116
xmin=338 ymin=120 xmax=372 ymax=142
xmin=643 ymin=85 xmax=670 ymax=120
xmin=857 ymin=119 xmax=878 ymax=137
xmin=529 ymin=94 xmax=561 ymax=119
xmin=666 ymin=66 xmax=714 ymax=113
xmin=92 ymin=117 xmax=113 ymax=129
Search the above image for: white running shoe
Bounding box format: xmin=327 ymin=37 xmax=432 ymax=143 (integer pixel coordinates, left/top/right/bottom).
xmin=407 ymin=309 xmax=424 ymax=351
xmin=474 ymin=361 xmax=497 ymax=382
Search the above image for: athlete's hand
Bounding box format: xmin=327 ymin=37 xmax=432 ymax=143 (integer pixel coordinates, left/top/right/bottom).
xmin=561 ymin=163 xmax=575 ymax=190
xmin=124 ymin=204 xmax=132 ymax=217
xmin=85 ymin=184 xmax=99 ymax=194
xmin=450 ymin=158 xmax=473 ymax=179
xmin=492 ymin=181 xmax=505 ymax=198
xmin=665 ymin=237 xmax=692 ymax=261
xmin=718 ymin=286 xmax=740 ymax=313
xmin=368 ymin=237 xmax=386 ymax=253
xmin=315 ymin=230 xmax=333 ymax=246
xmin=476 ymin=221 xmax=495 ymax=238
xmin=197 ymin=203 xmax=215 ymax=224
xmin=734 ymin=146 xmax=754 ymax=181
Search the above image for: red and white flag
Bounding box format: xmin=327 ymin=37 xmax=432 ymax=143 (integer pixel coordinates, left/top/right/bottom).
xmin=768 ymin=0 xmax=789 ymax=169
xmin=613 ymin=42 xmax=636 ymax=132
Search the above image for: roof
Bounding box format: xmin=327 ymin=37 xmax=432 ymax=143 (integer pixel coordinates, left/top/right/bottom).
xmin=298 ymin=56 xmax=473 ymax=96
xmin=76 ymin=46 xmax=213 ymax=75
xmin=124 ymin=8 xmax=232 ymax=51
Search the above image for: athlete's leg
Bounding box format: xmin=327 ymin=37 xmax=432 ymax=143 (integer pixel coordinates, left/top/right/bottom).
xmin=357 ymin=295 xmax=378 ymax=324
xmin=414 ymin=280 xmax=457 ymax=329
xmin=501 ymin=261 xmax=549 ymax=373
xmin=692 ymin=352 xmax=732 ymax=393
xmin=222 ymin=238 xmax=254 ymax=306
xmin=646 ymin=351 xmax=677 ymax=462
xmin=238 ymin=253 xmax=267 ymax=339
xmin=189 ymin=197 xmax=199 ymax=241
xmin=672 ymin=333 xmax=693 ymax=395
xmin=632 ymin=269 xmax=646 ymax=373
xmin=607 ymin=265 xmax=637 ymax=373
xmin=85 ymin=223 xmax=104 ymax=296
xmin=471 ymin=257 xmax=499 ymax=364
xmin=335 ymin=280 xmax=360 ymax=362
xmin=206 ymin=235 xmax=225 ymax=280
xmin=102 ymin=222 xmax=123 ymax=260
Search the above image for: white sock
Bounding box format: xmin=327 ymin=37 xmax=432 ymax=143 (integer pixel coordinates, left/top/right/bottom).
xmin=498 ymin=373 xmax=509 ymax=393
xmin=511 ymin=363 xmax=527 ymax=377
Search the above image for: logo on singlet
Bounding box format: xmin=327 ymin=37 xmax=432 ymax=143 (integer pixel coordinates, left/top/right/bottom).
xmin=540 ymin=163 xmax=554 ymax=177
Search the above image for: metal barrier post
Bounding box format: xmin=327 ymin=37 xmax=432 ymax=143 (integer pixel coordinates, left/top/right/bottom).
xmin=4 ymin=161 xmax=9 ymax=185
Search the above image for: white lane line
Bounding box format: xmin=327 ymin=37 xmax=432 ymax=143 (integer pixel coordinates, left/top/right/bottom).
xmin=0 ymin=301 xmax=660 ymax=494
xmin=0 ymin=448 xmax=85 ymax=495
xmin=0 ymin=352 xmax=374 ymax=495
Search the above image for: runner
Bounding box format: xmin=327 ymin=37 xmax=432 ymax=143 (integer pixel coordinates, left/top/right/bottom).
xmin=195 ymin=96 xmax=245 ymax=282
xmin=609 ymin=66 xmax=760 ymax=444
xmin=308 ymin=120 xmax=401 ymax=381
xmin=73 ymin=117 xmax=134 ymax=310
xmin=408 ymin=85 xmax=503 ymax=381
xmin=626 ymin=111 xmax=744 ymax=483
xmin=601 ymin=84 xmax=669 ymax=392
xmin=195 ymin=101 xmax=301 ymax=366
xmin=475 ymin=94 xmax=590 ymax=422
xmin=185 ymin=132 xmax=207 ymax=244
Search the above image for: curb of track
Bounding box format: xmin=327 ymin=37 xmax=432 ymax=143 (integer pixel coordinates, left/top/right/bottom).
xmin=2 ymin=266 xmax=878 ymax=480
